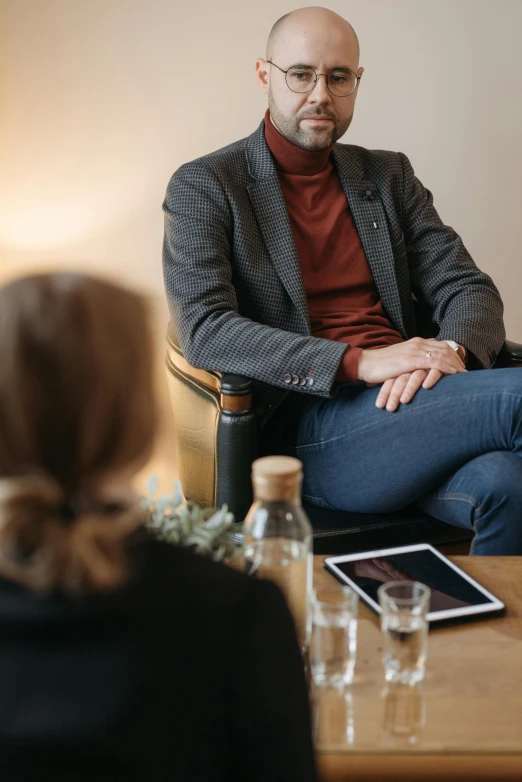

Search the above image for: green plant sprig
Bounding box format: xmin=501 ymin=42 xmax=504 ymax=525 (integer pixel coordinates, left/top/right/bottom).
xmin=141 ymin=475 xmax=241 ymax=562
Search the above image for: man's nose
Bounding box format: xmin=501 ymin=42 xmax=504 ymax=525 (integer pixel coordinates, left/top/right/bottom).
xmin=307 ymin=74 xmax=332 ymax=103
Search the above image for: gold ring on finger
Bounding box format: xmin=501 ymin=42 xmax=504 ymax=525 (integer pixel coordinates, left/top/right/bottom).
xmin=426 ymin=351 xmax=431 ymax=358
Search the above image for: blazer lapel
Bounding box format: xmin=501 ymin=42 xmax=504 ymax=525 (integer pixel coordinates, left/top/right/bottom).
xmin=246 ymin=123 xmax=310 ymax=334
xmin=332 ymin=146 xmax=407 ymax=337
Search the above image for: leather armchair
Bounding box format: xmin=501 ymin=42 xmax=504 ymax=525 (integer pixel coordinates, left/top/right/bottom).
xmin=166 ymin=324 xmax=522 ymax=554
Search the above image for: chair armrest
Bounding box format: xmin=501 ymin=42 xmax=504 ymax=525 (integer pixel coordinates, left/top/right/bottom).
xmin=221 ymin=373 xmax=253 ymax=394
xmin=166 ymin=324 xmax=253 ymax=412
xmin=500 ymin=339 xmax=522 ymax=364
xmin=220 ymin=374 xmax=253 ymax=412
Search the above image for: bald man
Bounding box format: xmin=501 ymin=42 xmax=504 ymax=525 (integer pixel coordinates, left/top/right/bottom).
xmin=163 ymin=7 xmax=522 ymax=555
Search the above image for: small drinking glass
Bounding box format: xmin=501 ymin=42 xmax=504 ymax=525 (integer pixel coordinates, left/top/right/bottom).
xmin=378 ymin=581 xmax=430 ymax=685
xmin=310 ymin=586 xmax=358 ymax=688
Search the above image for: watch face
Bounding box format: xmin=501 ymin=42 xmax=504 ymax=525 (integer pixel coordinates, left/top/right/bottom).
xmin=445 ymin=340 xmax=459 ymax=351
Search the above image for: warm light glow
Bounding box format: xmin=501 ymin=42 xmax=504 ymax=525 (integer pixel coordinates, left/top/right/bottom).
xmin=1 ymin=203 xmax=98 ymax=251
xmin=0 ymin=177 xmax=151 ymax=252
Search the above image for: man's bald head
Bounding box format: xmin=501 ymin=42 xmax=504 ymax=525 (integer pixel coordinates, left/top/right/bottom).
xmin=266 ymin=7 xmax=360 ymax=64
xmin=256 ymin=6 xmax=363 ymax=150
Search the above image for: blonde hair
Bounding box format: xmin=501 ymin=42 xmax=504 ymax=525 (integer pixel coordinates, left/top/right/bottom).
xmin=0 ymin=273 xmax=157 ymax=593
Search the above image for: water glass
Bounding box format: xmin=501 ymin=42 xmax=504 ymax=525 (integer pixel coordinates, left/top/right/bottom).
xmin=378 ymin=581 xmax=430 ymax=685
xmin=310 ymin=586 xmax=358 ymax=688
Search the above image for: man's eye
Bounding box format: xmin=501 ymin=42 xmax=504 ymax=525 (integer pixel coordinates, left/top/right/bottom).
xmin=330 ymin=74 xmax=348 ymax=83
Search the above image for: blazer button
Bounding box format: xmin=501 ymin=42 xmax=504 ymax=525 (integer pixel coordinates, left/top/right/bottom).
xmin=291 ymin=375 xmax=299 ymax=385
xmin=284 ymin=374 xmax=292 ymax=384
xmin=306 ymin=377 xmax=314 ymax=387
xmin=298 ymin=377 xmax=306 ymax=386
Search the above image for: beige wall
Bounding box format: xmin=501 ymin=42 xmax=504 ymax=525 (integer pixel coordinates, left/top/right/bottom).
xmin=1 ymin=0 xmax=521 ymax=484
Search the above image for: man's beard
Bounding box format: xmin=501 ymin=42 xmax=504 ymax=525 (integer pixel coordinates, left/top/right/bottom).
xmin=268 ymin=95 xmax=353 ymax=150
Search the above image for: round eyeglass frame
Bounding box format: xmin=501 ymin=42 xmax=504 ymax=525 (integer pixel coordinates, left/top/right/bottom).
xmin=267 ymin=60 xmax=361 ymax=97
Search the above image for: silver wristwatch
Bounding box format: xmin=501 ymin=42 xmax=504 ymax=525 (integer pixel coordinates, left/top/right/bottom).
xmin=443 ymin=340 xmax=466 ymax=364
xmin=443 ymin=340 xmax=460 ymax=352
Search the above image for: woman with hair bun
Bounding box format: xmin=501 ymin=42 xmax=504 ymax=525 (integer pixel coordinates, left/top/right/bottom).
xmin=0 ymin=274 xmax=317 ymax=782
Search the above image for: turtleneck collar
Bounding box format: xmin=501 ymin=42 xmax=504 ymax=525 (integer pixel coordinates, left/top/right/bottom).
xmin=264 ymin=109 xmax=334 ymax=176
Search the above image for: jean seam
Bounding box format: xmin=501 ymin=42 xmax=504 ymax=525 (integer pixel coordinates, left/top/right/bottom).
xmin=293 ymin=399 xmax=461 ymax=451
xmin=425 ymin=491 xmax=480 ymax=508
xmin=293 ymin=389 xmax=521 ymax=452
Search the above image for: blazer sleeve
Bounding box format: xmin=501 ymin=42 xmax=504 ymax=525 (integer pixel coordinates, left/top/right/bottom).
xmin=399 ymin=152 xmax=505 ymax=368
xmin=227 ymin=578 xmax=318 ymax=782
xmin=162 ymin=161 xmax=348 ymax=397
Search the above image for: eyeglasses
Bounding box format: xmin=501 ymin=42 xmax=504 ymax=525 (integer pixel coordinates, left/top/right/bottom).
xmin=267 ymin=60 xmax=360 ymax=98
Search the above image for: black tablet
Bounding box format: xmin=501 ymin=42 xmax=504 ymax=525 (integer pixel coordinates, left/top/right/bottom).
xmin=324 ymin=543 xmax=505 ymax=623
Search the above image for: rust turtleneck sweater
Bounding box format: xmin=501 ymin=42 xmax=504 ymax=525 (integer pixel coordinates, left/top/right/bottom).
xmin=264 ymin=110 xmax=404 ymax=381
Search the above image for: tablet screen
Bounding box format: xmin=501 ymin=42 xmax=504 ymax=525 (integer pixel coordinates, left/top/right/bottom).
xmin=333 ymin=549 xmax=495 ymax=612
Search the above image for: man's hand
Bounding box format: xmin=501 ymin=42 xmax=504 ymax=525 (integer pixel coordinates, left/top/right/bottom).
xmin=357 ymin=338 xmax=466 ymax=385
xmin=376 ymin=368 xmax=443 ymax=411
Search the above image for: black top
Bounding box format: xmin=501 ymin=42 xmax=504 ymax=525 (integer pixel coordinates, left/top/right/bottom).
xmin=0 ymin=534 xmax=317 ymax=781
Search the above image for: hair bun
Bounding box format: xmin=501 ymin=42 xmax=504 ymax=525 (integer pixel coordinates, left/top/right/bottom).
xmin=0 ymin=473 xmax=142 ymax=592
xmin=0 ymin=473 xmax=64 ymax=512
xmin=57 ymin=494 xmax=90 ymax=526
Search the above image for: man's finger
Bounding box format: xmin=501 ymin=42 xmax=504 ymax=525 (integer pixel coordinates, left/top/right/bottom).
xmin=422 ymin=368 xmax=443 ymax=389
xmin=385 ymin=374 xmax=411 ymax=411
xmin=375 ymin=378 xmax=395 ymax=408
xmin=399 ymin=369 xmax=428 ymax=403
xmin=421 ymin=354 xmax=466 ymax=375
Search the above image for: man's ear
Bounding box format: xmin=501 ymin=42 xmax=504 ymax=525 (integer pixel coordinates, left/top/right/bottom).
xmin=255 ymin=58 xmax=270 ymax=94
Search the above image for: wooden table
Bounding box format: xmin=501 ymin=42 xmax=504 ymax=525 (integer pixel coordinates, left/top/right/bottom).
xmin=312 ymin=556 xmax=522 ymax=781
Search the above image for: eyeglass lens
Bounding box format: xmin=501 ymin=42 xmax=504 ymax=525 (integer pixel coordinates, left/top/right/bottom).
xmin=286 ymin=67 xmax=357 ymax=97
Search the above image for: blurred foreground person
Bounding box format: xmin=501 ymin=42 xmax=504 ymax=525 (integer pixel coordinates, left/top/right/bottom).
xmin=0 ymin=274 xmax=316 ymax=782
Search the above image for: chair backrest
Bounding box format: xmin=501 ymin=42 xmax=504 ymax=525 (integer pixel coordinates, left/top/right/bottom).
xmin=165 ymin=323 xmax=221 ymax=507
xmin=165 ymin=322 xmax=259 ymax=518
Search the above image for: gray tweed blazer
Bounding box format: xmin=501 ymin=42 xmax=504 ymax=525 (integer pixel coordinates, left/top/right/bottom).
xmin=163 ymin=119 xmax=505 ymax=428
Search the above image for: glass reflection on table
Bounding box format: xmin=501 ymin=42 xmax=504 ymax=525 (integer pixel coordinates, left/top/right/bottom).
xmin=381 ymin=682 xmax=426 ymax=745
xmin=311 ymin=685 xmax=355 ymax=748
xmin=312 ymin=679 xmax=426 ymax=751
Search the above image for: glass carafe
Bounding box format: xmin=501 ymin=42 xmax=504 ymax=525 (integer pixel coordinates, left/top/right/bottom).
xmin=243 ymin=456 xmax=313 ymax=651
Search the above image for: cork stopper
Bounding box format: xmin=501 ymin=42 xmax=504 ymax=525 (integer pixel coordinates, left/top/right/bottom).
xmin=251 ymin=456 xmax=303 ymax=502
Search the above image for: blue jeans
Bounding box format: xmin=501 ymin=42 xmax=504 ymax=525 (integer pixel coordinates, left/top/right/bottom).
xmin=266 ymin=368 xmax=522 ymax=555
